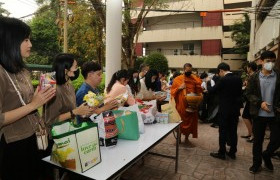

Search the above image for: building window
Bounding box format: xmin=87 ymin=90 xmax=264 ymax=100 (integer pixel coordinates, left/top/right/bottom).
xmin=157 ymin=48 xmax=161 ymax=52
xmin=182 ymin=43 xmax=195 ymax=55
xmin=183 ymin=43 xmax=194 ymax=51
xmin=174 ymin=49 xmax=178 ymax=55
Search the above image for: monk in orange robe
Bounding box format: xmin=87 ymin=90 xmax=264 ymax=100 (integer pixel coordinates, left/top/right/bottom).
xmin=171 ymin=63 xmax=202 ymax=144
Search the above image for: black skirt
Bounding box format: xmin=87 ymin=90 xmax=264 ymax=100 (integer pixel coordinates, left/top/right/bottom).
xmin=0 ymin=134 xmax=39 ymax=180
xmin=242 ymin=101 xmax=252 ymax=120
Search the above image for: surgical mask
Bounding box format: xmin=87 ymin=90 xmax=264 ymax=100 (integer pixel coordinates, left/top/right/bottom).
xmin=184 ymin=71 xmax=192 ymax=77
xmin=133 ymin=78 xmax=137 ymax=83
xmin=263 ymin=62 xmax=275 ymax=71
xmin=70 ymin=68 xmax=80 ymax=81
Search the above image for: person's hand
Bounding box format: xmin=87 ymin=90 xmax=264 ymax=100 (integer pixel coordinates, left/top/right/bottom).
xmin=157 ymin=95 xmax=167 ymax=101
xmin=178 ymin=83 xmax=186 ymax=90
xmin=243 ymin=80 xmax=248 ymax=87
xmin=73 ymin=103 xmax=95 ymax=116
xmin=104 ymin=99 xmax=119 ymax=111
xmin=261 ymin=102 xmax=271 ymax=112
xmin=30 ymin=86 xmax=56 ymax=109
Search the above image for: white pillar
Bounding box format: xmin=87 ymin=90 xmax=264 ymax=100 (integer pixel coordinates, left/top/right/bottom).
xmin=105 ymin=0 xmax=122 ymax=86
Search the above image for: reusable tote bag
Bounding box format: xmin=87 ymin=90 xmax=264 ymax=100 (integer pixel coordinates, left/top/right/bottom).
xmin=113 ymin=110 xmax=140 ymax=140
xmin=118 ymin=104 xmax=145 ymax=134
xmin=161 ymin=98 xmax=181 ymax=123
xmin=51 ymin=121 xmax=101 ymax=173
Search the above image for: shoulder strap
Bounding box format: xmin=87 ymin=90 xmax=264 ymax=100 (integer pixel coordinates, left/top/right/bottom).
xmin=4 ymin=69 xmax=26 ymax=105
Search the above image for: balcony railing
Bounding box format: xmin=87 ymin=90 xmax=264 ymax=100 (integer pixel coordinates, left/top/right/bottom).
xmin=165 ymin=55 xmax=222 ymax=69
xmin=145 ymin=49 xmax=201 ymax=56
xmin=138 ymin=26 xmax=223 ymax=43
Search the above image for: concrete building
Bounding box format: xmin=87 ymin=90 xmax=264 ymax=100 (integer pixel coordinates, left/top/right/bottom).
xmin=248 ymin=0 xmax=280 ymax=62
xmin=134 ymin=0 xmax=253 ymax=71
xmin=222 ymin=0 xmax=252 ymax=70
xmin=135 ymin=0 xmax=224 ymax=71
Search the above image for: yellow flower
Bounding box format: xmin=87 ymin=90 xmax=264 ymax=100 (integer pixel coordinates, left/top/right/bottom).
xmin=83 ymin=91 xmax=104 ymax=107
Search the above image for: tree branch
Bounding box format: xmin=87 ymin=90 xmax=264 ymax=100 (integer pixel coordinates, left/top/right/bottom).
xmin=89 ymin=0 xmax=106 ymax=28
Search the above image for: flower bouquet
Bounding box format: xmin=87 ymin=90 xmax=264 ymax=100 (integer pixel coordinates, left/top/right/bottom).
xmin=83 ymin=91 xmax=104 ymax=108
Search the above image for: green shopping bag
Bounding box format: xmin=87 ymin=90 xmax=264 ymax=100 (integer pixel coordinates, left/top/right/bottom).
xmin=50 ymin=120 xmax=101 ymax=173
xmin=113 ymin=110 xmax=140 ymax=140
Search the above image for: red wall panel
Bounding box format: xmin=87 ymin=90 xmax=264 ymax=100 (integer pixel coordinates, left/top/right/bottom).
xmin=202 ymin=12 xmax=222 ymax=27
xmin=201 ymin=40 xmax=221 ymax=55
xmin=135 ymin=43 xmax=143 ymax=56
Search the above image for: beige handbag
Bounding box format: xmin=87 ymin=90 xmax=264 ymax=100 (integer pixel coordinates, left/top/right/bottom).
xmin=4 ymin=70 xmax=48 ymax=150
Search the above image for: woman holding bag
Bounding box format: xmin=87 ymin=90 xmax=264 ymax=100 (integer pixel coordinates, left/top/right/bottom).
xmin=0 ymin=17 xmax=56 ymax=180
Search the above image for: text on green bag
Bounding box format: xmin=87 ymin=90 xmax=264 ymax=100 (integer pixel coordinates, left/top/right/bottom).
xmin=57 ymin=138 xmax=71 ymax=148
xmin=81 ymin=141 xmax=98 ymax=155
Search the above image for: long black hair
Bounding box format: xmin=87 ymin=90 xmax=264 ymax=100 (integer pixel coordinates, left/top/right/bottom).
xmin=144 ymin=69 xmax=158 ymax=91
xmin=53 ymin=53 xmax=75 ymax=85
xmin=0 ymin=17 xmax=31 ymax=73
xmin=127 ymin=68 xmax=140 ymax=95
xmin=106 ymin=69 xmax=129 ymax=94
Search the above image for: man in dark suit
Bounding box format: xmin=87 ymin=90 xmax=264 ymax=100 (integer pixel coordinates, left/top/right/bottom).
xmin=208 ymin=62 xmax=243 ymax=160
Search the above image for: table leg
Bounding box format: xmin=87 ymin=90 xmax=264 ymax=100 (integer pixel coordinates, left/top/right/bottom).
xmin=54 ymin=168 xmax=59 ymax=180
xmin=53 ymin=168 xmax=67 ymax=180
xmin=175 ymin=125 xmax=180 ymax=173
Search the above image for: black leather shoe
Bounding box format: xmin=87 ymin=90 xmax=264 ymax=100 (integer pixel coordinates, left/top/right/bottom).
xmin=249 ymin=165 xmax=262 ymax=174
xmin=226 ymin=152 xmax=236 ymax=160
xmin=210 ymin=152 xmax=226 ymax=160
xmin=262 ymin=152 xmax=274 ymax=171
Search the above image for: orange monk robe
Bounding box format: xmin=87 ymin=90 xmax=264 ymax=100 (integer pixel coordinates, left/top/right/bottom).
xmin=171 ymin=74 xmax=202 ymax=138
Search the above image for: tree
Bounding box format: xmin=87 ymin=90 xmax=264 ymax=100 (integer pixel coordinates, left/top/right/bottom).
xmin=67 ymin=0 xmax=104 ymax=66
xmin=145 ymin=52 xmax=168 ymax=74
xmin=89 ymin=0 xmax=168 ymax=69
xmin=134 ymin=56 xmax=146 ymax=70
xmin=28 ymin=5 xmax=61 ymax=65
xmin=231 ymin=13 xmax=251 ymax=55
xmin=0 ymin=2 xmax=10 ymax=16
xmin=30 ymin=0 xmax=102 ymax=66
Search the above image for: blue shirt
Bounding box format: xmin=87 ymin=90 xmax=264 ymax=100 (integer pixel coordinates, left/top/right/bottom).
xmin=76 ymin=82 xmax=99 ymax=107
xmin=258 ymin=71 xmax=276 ymax=117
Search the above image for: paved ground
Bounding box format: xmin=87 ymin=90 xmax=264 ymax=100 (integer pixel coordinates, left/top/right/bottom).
xmin=121 ymin=118 xmax=280 ymax=180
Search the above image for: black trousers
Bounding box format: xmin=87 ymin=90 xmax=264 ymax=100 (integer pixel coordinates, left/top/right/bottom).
xmin=252 ymin=116 xmax=280 ymax=166
xmin=218 ymin=113 xmax=239 ymax=154
xmin=0 ymin=134 xmax=39 ymax=180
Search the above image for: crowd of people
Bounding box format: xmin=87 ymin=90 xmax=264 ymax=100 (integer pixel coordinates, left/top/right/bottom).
xmin=1 ymin=16 xmax=280 ymax=180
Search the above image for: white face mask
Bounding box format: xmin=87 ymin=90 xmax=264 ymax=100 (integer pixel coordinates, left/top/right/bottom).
xmin=263 ymin=62 xmax=275 ymax=71
xmin=133 ymin=78 xmax=137 ymax=83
